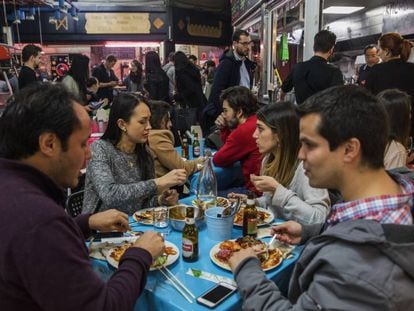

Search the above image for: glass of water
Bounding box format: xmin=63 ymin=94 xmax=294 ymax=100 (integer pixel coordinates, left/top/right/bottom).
xmin=153 ymin=206 xmax=169 ymax=229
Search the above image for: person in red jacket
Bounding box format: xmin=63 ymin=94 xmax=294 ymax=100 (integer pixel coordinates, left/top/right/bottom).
xmin=213 ymin=86 xmax=262 ymax=194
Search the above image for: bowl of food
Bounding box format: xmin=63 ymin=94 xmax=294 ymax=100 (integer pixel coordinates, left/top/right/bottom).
xmin=169 ymin=205 xmax=204 ymax=231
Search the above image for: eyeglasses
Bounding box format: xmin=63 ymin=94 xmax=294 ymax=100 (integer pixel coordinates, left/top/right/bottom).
xmin=238 ymin=41 xmax=253 ymax=46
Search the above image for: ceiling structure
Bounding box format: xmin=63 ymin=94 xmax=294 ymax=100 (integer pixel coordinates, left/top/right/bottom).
xmin=322 ymin=0 xmax=392 ymax=25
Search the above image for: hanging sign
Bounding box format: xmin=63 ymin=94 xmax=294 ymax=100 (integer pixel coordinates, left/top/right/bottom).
xmin=85 ymin=13 xmax=151 ymax=34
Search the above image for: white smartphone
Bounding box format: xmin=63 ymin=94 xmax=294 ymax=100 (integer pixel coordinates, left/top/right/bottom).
xmin=196 ymin=282 xmax=237 ymax=308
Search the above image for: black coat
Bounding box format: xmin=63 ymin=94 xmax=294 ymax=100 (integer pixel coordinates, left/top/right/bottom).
xmin=204 ymin=50 xmax=255 ymax=118
xmin=281 ymin=56 xmax=344 ymax=105
xmin=175 ymin=63 xmax=206 ymax=109
xmin=365 ymin=58 xmax=414 ymax=137
xmin=144 ymin=69 xmax=170 ymax=102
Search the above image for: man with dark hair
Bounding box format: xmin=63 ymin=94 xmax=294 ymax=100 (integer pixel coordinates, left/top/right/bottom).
xmin=163 ymin=51 xmax=175 ymax=102
xmin=281 ymin=30 xmax=343 ymax=104
xmin=18 ymin=44 xmax=42 ymax=90
xmin=357 ymin=44 xmax=380 ymax=86
xmin=0 ymin=82 xmax=165 ymax=310
xmin=188 ymin=54 xmax=198 ymax=65
xmin=228 ymin=85 xmax=414 ymax=310
xmin=213 ymin=86 xmax=261 ymax=194
xmin=92 ymin=54 xmax=119 ymax=103
xmin=203 ymin=29 xmax=256 ymax=131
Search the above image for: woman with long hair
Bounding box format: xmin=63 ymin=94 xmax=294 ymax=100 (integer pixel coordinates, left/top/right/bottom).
xmin=83 ymin=93 xmax=187 ymax=214
xmin=174 ymin=51 xmax=207 ymax=124
xmin=144 ymin=51 xmax=169 ymax=102
xmin=62 ymin=54 xmax=90 ymax=103
xmin=231 ymin=102 xmax=330 ymax=224
xmin=123 ymin=59 xmax=143 ymax=93
xmin=148 ymin=100 xmax=205 ymax=178
xmin=377 ymin=89 xmax=411 ymax=169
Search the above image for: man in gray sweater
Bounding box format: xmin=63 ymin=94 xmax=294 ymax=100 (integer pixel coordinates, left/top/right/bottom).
xmin=228 ymin=85 xmax=414 ymax=310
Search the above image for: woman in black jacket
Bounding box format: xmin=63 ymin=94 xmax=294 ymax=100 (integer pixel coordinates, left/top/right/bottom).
xmin=144 ymin=51 xmax=169 ymax=102
xmin=366 ymin=32 xmax=414 ymax=136
xmin=174 ymin=51 xmax=207 ymax=124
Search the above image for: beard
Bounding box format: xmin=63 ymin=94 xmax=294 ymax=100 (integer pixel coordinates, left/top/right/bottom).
xmin=227 ymin=117 xmax=239 ymax=130
xmin=235 ymin=46 xmax=248 ymax=58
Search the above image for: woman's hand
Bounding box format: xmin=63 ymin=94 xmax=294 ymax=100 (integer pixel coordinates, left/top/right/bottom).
xmin=250 ymin=174 xmax=279 ymax=193
xmin=88 ymin=209 xmax=130 ymax=232
xmin=159 ymin=189 xmax=179 ymax=206
xmin=155 ymin=169 xmax=187 ymax=193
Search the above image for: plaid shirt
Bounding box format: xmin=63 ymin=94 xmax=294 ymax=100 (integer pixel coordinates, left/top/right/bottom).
xmin=327 ymin=173 xmax=414 ymax=227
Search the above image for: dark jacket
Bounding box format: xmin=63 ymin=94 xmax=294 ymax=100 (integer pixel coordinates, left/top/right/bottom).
xmin=204 ymin=50 xmax=255 ymax=118
xmin=365 ymin=59 xmax=414 ymax=137
xmin=0 ymin=158 xmax=152 ymax=310
xmin=235 ymin=220 xmax=414 ymax=310
xmin=281 ymin=56 xmax=343 ymax=104
xmin=18 ymin=65 xmax=39 ymax=90
xmin=175 ymin=63 xmax=207 ymax=110
xmin=92 ymin=64 xmax=119 ymax=102
xmin=144 ymin=69 xmax=170 ymax=102
xmin=365 ymin=59 xmax=414 ymax=96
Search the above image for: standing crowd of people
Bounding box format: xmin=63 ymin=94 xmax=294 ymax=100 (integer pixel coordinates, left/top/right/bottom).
xmin=0 ymin=26 xmax=414 ymax=311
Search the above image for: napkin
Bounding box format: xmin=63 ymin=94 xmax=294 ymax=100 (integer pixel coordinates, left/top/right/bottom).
xmin=186 ymin=268 xmax=237 ymax=287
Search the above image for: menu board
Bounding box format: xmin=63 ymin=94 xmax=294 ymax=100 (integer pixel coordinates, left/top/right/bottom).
xmin=231 ymin=0 xmax=259 ymax=23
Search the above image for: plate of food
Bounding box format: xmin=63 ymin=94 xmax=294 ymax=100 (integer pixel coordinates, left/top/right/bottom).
xmin=192 ymin=197 xmax=230 ymax=209
xmin=233 ymin=207 xmax=274 ymax=227
xmin=106 ymin=240 xmax=179 ymax=271
xmin=210 ymin=236 xmax=284 ymax=272
xmin=132 ymin=208 xmax=154 ymax=225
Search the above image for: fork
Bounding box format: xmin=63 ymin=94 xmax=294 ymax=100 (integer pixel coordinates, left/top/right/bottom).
xmin=259 ymin=234 xmax=278 ymax=260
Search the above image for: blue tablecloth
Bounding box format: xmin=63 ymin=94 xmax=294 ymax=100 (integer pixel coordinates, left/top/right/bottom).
xmin=91 ymin=197 xmax=302 ymax=310
xmin=176 ymin=146 xmax=244 ymax=194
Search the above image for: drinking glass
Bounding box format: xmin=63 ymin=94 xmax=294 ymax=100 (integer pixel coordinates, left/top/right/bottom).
xmin=153 ymin=206 xmax=169 ymax=229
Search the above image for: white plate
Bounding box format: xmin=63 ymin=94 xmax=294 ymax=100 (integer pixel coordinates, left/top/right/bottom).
xmin=233 ymin=207 xmax=274 ymax=227
xmin=209 ymin=239 xmax=283 ymax=272
xmin=132 ymin=208 xmax=154 ymax=225
xmin=106 ymin=240 xmax=180 ymax=271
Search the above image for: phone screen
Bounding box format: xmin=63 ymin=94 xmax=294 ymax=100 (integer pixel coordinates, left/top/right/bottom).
xmin=201 ymin=285 xmax=234 ymax=304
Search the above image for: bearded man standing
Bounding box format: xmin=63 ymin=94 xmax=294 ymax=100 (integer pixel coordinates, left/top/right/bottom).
xmin=203 ymin=29 xmax=256 ymax=131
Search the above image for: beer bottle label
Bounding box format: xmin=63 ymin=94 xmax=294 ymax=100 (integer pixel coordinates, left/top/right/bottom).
xmin=182 ymin=238 xmax=194 ymax=257
xmin=185 ymin=217 xmax=195 ymax=225
xmin=247 ymin=218 xmax=257 ymax=235
xmin=193 ymin=146 xmax=200 ymax=157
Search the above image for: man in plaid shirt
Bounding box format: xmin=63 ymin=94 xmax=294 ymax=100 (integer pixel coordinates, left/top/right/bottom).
xmin=228 ymin=85 xmax=414 ymax=310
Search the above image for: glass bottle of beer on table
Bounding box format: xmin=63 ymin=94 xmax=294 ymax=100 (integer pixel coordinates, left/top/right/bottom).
xmin=243 ymin=191 xmax=258 ymax=237
xmin=182 ymin=206 xmax=198 ymax=262
xmin=193 ymin=133 xmax=200 ymax=158
xmin=182 ymin=135 xmax=189 ymax=159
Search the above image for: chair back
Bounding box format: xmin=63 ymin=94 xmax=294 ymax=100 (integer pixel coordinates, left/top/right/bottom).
xmin=66 ymin=190 xmax=84 ymax=217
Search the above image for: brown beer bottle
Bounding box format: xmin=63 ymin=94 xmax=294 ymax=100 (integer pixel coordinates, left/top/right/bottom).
xmin=192 ymin=133 xmax=200 ymax=158
xmin=182 ymin=207 xmax=199 ymax=262
xmin=242 ymin=191 xmax=258 ymax=237
xmin=182 ymin=136 xmax=189 ymax=160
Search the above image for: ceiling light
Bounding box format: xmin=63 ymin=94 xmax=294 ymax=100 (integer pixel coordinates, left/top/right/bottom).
xmin=323 ymin=6 xmax=364 ymax=14
xmin=105 ymin=42 xmax=160 ymax=48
